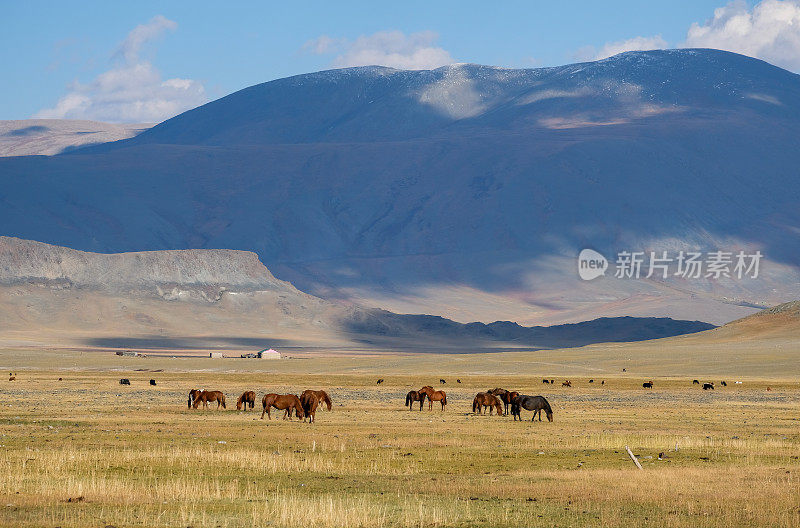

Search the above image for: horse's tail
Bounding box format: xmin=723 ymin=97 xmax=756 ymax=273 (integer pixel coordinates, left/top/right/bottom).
xmin=472 ymin=397 xmax=478 ymax=413
xmin=405 ymin=393 xmax=411 ymax=407
xmin=442 ymin=394 xmax=447 ymax=405
xmin=221 ymin=394 xmax=226 ymax=409
xmin=324 ymin=394 xmax=332 ymax=411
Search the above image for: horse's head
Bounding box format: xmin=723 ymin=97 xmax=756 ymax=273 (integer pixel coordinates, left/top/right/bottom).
xmin=295 ymin=404 xmax=305 ymax=419
xmin=545 ymin=410 xmax=553 ymax=422
xmin=236 ymin=401 xmax=242 ymax=411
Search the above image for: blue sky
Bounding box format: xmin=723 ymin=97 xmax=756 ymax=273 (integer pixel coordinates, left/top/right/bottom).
xmin=3 ymin=0 xmax=796 ymax=122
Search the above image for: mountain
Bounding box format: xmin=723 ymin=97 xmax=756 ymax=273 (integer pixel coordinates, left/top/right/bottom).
xmin=1 ymin=49 xmax=799 ymax=325
xmin=0 ymin=119 xmax=150 ymax=156
xmin=0 ymin=237 xmax=713 ymax=353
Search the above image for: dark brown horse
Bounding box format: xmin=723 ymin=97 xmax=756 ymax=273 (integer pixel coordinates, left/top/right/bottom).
xmin=419 ymin=386 xmax=447 ymax=411
xmin=193 ymin=390 xmax=226 ymax=410
xmin=237 ymin=390 xmax=256 ymax=411
xmin=488 ymin=388 xmax=519 ymax=415
xmin=405 ymin=390 xmax=426 ymax=411
xmin=261 ymin=393 xmax=305 ymax=420
xmin=473 ymin=392 xmax=503 ymax=415
xmin=301 ymin=389 xmax=332 ymax=411
xmin=300 ymin=392 xmax=319 ymax=423
xmin=511 ymin=395 xmax=553 ymax=422
xmin=188 ymin=388 xmax=202 ymax=409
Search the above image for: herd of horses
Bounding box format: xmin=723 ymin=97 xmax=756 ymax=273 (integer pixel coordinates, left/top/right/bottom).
xmin=188 ymin=388 xmax=332 ymax=423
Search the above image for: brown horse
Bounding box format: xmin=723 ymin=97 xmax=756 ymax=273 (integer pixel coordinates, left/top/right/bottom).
xmin=562 ymin=380 xmax=572 ymax=387
xmin=473 ymin=392 xmax=503 ymax=415
xmin=419 ymin=386 xmax=447 ymax=411
xmin=300 ymin=392 xmax=320 ymax=423
xmin=188 ymin=388 xmax=202 ymax=409
xmin=261 ymin=393 xmax=305 ymax=420
xmin=405 ymin=390 xmax=426 ymax=411
xmin=236 ymin=391 xmax=256 ymax=411
xmin=192 ymin=390 xmax=226 ymax=409
xmin=301 ymin=390 xmax=332 ymax=411
xmin=488 ymin=388 xmax=519 ymax=415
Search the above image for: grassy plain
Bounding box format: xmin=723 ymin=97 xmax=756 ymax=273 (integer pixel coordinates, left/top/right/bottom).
xmin=1 ymin=348 xmax=799 ymax=527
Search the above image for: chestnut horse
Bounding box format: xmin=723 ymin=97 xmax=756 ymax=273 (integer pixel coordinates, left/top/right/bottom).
xmin=488 ymin=388 xmax=519 ymax=415
xmin=301 ymin=389 xmax=332 ymax=411
xmin=405 ymin=390 xmax=426 ymax=411
xmin=473 ymin=392 xmax=503 ymax=415
xmin=237 ymin=390 xmax=256 ymax=411
xmin=188 ymin=389 xmax=202 ymax=409
xmin=192 ymin=390 xmax=226 ymax=409
xmin=419 ymin=386 xmax=447 ymax=411
xmin=300 ymin=392 xmax=319 ymax=423
xmin=261 ymin=393 xmax=305 ymax=420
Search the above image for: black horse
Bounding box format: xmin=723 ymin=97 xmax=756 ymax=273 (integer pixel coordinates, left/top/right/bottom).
xmin=405 ymin=390 xmax=426 ymax=411
xmin=510 ymin=395 xmax=553 ymax=422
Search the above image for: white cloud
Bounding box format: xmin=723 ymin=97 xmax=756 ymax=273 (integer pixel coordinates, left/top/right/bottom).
xmin=36 ymin=15 xmax=206 ymax=123
xmin=576 ymin=35 xmax=668 ymax=61
xmin=303 ymin=30 xmax=456 ymax=70
xmin=684 ymin=0 xmax=800 ymax=71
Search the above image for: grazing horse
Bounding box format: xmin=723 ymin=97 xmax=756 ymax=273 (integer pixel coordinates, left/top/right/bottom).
xmin=300 ymin=392 xmax=320 ymax=423
xmin=511 ymin=395 xmax=553 ymax=422
xmin=188 ymin=389 xmax=202 ymax=409
xmin=237 ymin=391 xmax=256 ymax=411
xmin=643 ymin=381 xmax=653 ymax=389
xmin=488 ymin=388 xmax=518 ymax=415
xmin=419 ymin=386 xmax=447 ymax=411
xmin=562 ymin=380 xmax=571 ymax=387
xmin=472 ymin=392 xmax=503 ymax=415
xmin=301 ymin=390 xmax=332 ymax=411
xmin=261 ymin=393 xmax=304 ymax=420
xmin=703 ymin=383 xmax=715 ymax=390
xmin=193 ymin=390 xmax=226 ymax=409
xmin=405 ymin=390 xmax=426 ymax=411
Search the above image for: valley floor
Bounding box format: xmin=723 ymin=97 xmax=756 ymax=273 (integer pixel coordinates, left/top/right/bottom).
xmin=1 ymin=362 xmax=799 ymax=527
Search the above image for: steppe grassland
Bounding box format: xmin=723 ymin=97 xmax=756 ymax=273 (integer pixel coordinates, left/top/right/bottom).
xmin=0 ymin=363 xmax=799 ymax=528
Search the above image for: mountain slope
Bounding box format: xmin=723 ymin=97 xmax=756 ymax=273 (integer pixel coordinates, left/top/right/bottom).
xmin=1 ymin=50 xmax=799 ymax=325
xmin=0 ymin=237 xmax=713 ymax=353
xmin=0 ymin=120 xmax=150 ymax=156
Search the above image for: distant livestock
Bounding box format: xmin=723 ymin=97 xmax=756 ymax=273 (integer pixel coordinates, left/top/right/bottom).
xmin=440 ymin=379 xmax=446 ymax=384
xmin=119 ymin=378 xmax=130 ymax=385
xmin=542 ymin=379 xmax=550 ymax=384
xmin=149 ymin=379 xmax=156 ymax=386
xmin=562 ymin=380 xmax=572 ymax=387
xmin=721 ymin=381 xmax=727 ymax=386
xmin=703 ymin=383 xmax=715 ymax=390
xmin=376 ymin=379 xmax=384 ymax=385
xmin=693 ymin=380 xmax=700 ymax=385
xmin=643 ymin=381 xmax=653 ymax=389
xmin=457 ymin=379 xmax=462 ymax=384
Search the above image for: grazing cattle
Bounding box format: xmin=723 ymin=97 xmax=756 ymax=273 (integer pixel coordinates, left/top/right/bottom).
xmin=511 ymin=395 xmax=553 ymax=422
xmin=643 ymin=381 xmax=653 ymax=389
xmin=9 ymin=374 xmax=15 ymax=381
xmin=149 ymin=379 xmax=157 ymax=386
xmin=766 ymin=387 xmax=772 ymax=392
xmin=703 ymin=383 xmax=714 ymax=390
xmin=542 ymin=379 xmax=550 ymax=384
xmin=601 ymin=380 xmax=605 ymax=385
xmin=693 ymin=380 xmax=700 ymax=385
xmin=376 ymin=379 xmax=384 ymax=385
xmin=261 ymin=393 xmax=304 ymax=420
xmin=193 ymin=390 xmax=226 ymax=409
xmin=58 ymin=377 xmax=63 ymax=381
xmin=188 ymin=389 xmax=202 ymax=409
xmin=721 ymin=381 xmax=727 ymax=386
xmin=550 ymin=379 xmax=554 ymax=384
xmin=405 ymin=390 xmax=426 ymax=411
xmin=456 ymin=379 xmax=462 ymax=384
xmin=301 ymin=390 xmax=332 ymax=411
xmin=622 ymin=368 xmax=627 ymax=372
xmin=472 ymin=392 xmax=503 ymax=415
xmin=562 ymin=380 xmax=572 ymax=387
xmin=300 ymin=392 xmax=319 ymax=423
xmin=119 ymin=378 xmax=130 ymax=385
xmin=589 ymin=379 xmax=594 ymax=383
xmin=419 ymin=386 xmax=447 ymax=411
xmin=440 ymin=379 xmax=446 ymax=384
xmin=236 ymin=391 xmax=257 ymax=411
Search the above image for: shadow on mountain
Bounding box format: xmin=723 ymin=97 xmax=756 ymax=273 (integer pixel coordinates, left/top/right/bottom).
xmin=86 ymin=336 xmax=298 ymax=350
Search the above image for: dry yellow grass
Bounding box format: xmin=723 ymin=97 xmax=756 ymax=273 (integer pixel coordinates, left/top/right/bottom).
xmin=0 ymin=364 xmax=799 ymax=527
